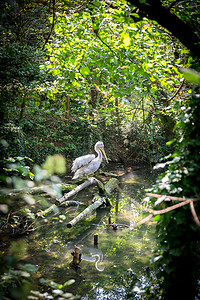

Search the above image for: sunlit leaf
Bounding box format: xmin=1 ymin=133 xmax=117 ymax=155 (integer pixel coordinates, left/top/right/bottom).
xmin=63 ymin=279 xmax=75 ymax=286
xmin=153 ymin=214 xmax=161 ymax=221
xmin=42 ymin=154 xmax=66 ymax=175
xmin=52 ymin=289 xmax=63 ymax=295
xmin=123 ymin=35 xmax=131 ymax=48
xmin=80 ymin=66 xmax=90 ymax=76
xmin=180 ymin=68 xmax=200 ymax=85
xmin=166 ymin=139 xmax=176 ymax=146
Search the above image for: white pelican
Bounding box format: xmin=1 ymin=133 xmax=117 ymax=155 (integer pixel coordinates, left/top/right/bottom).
xmin=71 ymin=141 xmax=108 ymax=180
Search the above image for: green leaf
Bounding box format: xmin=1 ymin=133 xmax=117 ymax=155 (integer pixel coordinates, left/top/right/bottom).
xmin=166 ymin=139 xmax=176 ymax=146
xmin=153 ymin=214 xmax=161 ymax=221
xmin=142 ymin=212 xmax=149 ymax=217
xmin=80 ymin=66 xmax=90 ymax=76
xmin=123 ymin=34 xmax=131 ymax=48
xmin=63 ymin=279 xmax=75 ymax=286
xmin=51 ymin=69 xmax=60 ymax=76
xmin=180 ymin=68 xmax=200 ymax=85
xmin=22 ymin=264 xmax=38 ymax=272
xmin=69 ymin=72 xmax=75 ymax=80
xmin=39 ymin=278 xmax=60 ymax=289
xmin=173 ymin=120 xmax=182 ymax=131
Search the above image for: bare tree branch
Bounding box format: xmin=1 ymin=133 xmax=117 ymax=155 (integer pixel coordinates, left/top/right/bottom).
xmin=168 ymin=79 xmax=185 ymax=102
xmin=190 ymin=201 xmax=200 ymax=227
xmin=146 ymin=192 xmax=200 ymax=202
xmin=129 ymin=193 xmax=200 ymax=228
xmin=42 ymin=0 xmax=56 ymax=50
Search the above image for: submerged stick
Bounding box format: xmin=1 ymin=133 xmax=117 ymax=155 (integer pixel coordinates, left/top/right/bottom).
xmin=37 ymin=200 xmax=83 ymax=217
xmin=72 ymin=246 xmax=81 ymax=265
xmin=67 ymin=178 xmax=118 ymax=228
xmin=94 ymin=234 xmax=98 ymax=247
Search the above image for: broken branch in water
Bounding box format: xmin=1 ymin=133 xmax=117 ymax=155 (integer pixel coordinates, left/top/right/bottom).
xmin=67 ymin=195 xmax=104 ymax=228
xmin=67 ymin=178 xmax=118 ymax=228
xmin=55 ymin=178 xmax=96 ymax=206
xmin=37 ymin=177 xmax=117 ymax=220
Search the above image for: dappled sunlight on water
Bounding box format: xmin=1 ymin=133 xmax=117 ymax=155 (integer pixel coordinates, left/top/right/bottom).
xmin=3 ymin=165 xmax=160 ymax=299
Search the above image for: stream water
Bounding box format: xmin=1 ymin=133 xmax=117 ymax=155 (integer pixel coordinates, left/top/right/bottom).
xmin=2 ymin=164 xmax=160 ymax=299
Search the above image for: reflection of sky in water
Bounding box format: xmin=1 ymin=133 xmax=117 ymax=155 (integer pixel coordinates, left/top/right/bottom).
xmin=21 ymin=166 xmax=158 ymax=299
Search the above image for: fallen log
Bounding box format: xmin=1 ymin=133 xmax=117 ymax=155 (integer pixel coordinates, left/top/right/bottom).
xmin=104 ymin=178 xmax=118 ymax=194
xmin=67 ymin=195 xmax=103 ymax=228
xmin=37 ymin=179 xmax=95 ymax=217
xmin=67 ymin=178 xmax=118 ymax=228
xmin=37 ymin=201 xmax=83 ymax=217
xmin=37 ymin=204 xmax=58 ymax=217
xmin=55 ymin=178 xmax=96 ymax=206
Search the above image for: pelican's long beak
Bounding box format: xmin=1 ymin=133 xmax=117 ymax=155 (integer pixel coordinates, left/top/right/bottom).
xmin=99 ymin=147 xmax=109 ymax=163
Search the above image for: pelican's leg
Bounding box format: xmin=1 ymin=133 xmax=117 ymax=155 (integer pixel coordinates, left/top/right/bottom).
xmin=87 ymin=176 xmax=95 ymax=184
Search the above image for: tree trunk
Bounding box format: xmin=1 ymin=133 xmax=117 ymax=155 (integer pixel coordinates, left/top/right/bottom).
xmin=19 ymin=99 xmax=26 ymax=120
xmin=90 ymin=85 xmax=98 ymax=108
xmin=66 ymin=95 xmax=70 ymax=123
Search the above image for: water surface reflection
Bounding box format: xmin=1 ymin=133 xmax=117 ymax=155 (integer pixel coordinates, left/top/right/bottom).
xmin=24 ymin=165 xmax=159 ymax=299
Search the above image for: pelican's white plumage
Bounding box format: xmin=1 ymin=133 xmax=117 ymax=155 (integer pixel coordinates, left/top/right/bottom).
xmin=71 ymin=154 xmax=95 ymax=173
xmin=71 ymin=141 xmax=108 ymax=180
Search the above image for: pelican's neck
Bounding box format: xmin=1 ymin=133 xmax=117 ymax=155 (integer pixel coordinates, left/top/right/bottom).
xmin=95 ymin=146 xmax=102 ymax=161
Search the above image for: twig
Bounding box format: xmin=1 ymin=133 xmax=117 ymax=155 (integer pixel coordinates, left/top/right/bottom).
xmin=168 ymin=0 xmax=181 ymax=10
xmin=152 ymin=199 xmax=192 ymax=214
xmin=42 ymin=0 xmax=56 ymax=50
xmin=129 ymin=194 xmax=200 ymax=228
xmin=190 ymin=201 xmax=200 ymax=227
xmin=133 ymin=214 xmax=154 ymax=228
xmin=146 ymin=192 xmax=199 ymax=202
xmin=168 ymin=79 xmax=185 ymax=101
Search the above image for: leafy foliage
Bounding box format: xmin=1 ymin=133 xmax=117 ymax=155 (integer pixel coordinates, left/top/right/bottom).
xmin=149 ymin=70 xmax=200 ymax=298
xmin=0 ymin=153 xmax=79 ymax=299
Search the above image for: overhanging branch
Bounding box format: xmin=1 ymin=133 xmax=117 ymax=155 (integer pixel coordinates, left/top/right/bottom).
xmin=127 ymin=0 xmax=200 ymax=59
xmin=129 ymin=193 xmax=200 ymax=228
xmin=42 ymin=0 xmax=56 ymax=50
